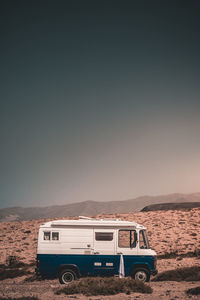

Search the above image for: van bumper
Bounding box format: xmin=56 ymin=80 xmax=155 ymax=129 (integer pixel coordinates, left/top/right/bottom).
xmin=150 ymin=269 xmax=158 ymax=276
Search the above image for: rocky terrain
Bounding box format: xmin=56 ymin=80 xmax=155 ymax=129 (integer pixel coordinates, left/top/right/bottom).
xmin=1 ymin=208 xmax=200 ymax=263
xmin=0 ymin=208 xmax=200 ymax=299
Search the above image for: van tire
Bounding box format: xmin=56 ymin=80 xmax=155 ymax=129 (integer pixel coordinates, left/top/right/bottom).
xmin=131 ymin=268 xmax=150 ymax=282
xmin=59 ymin=269 xmax=77 ymax=284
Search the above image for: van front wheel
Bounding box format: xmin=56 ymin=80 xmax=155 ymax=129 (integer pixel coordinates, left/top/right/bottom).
xmin=131 ymin=268 xmax=150 ymax=282
xmin=59 ymin=269 xmax=76 ymax=284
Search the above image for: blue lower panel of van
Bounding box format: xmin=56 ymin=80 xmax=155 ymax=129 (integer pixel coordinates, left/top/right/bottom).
xmin=37 ymin=254 xmax=155 ymax=277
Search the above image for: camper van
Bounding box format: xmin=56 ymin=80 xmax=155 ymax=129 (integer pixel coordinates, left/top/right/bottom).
xmin=36 ymin=217 xmax=157 ymax=283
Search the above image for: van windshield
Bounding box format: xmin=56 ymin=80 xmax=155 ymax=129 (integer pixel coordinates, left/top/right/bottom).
xmin=139 ymin=230 xmax=150 ymax=249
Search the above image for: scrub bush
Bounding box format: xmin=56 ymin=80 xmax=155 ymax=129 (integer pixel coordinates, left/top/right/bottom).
xmin=186 ymin=286 xmax=200 ymax=295
xmin=55 ymin=277 xmax=152 ymax=296
xmin=6 ymin=256 xmax=26 ymax=268
xmin=158 ymin=251 xmax=178 ymax=259
xmin=152 ymin=266 xmax=200 ymax=281
xmin=158 ymin=248 xmax=200 ymax=259
xmin=0 ymin=256 xmax=31 ymax=280
xmin=0 ymin=266 xmax=31 ymax=280
xmin=0 ymin=297 xmax=39 ymax=300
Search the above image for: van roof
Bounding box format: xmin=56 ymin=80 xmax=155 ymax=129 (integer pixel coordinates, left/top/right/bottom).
xmin=40 ymin=218 xmax=145 ymax=229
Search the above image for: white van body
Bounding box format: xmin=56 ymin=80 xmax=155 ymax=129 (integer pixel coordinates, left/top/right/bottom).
xmin=36 ymin=218 xmax=157 ymax=283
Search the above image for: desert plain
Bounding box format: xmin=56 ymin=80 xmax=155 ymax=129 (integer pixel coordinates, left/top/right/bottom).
xmin=0 ymin=208 xmax=200 ymax=299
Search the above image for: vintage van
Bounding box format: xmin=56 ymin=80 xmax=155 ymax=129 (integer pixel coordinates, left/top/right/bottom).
xmin=36 ymin=217 xmax=157 ymax=283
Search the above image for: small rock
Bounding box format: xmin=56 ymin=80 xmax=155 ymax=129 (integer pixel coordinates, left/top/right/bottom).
xmin=176 ymin=257 xmax=182 ymax=261
xmin=166 ymin=289 xmax=171 ymax=295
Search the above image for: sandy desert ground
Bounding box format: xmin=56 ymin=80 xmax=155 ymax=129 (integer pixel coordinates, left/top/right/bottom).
xmin=0 ymin=208 xmax=200 ymax=299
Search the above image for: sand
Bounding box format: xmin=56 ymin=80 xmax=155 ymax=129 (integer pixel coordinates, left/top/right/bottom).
xmin=0 ymin=208 xmax=200 ymax=299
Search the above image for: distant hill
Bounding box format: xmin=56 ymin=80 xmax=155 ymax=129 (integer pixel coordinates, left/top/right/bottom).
xmin=141 ymin=201 xmax=200 ymax=212
xmin=1 ymin=192 xmax=200 ymax=221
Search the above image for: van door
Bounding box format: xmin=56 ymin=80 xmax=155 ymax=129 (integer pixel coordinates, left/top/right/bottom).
xmin=116 ymin=229 xmax=138 ymax=276
xmin=117 ymin=229 xmax=138 ymax=255
xmin=92 ymin=229 xmax=117 ymax=275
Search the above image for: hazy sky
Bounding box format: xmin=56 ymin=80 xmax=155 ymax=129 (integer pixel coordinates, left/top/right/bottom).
xmin=1 ymin=0 xmax=200 ymax=209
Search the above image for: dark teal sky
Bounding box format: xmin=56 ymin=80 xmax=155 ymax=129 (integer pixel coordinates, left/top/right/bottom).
xmin=1 ymin=0 xmax=200 ymax=208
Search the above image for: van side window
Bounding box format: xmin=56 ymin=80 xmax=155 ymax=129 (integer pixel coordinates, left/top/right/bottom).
xmin=44 ymin=231 xmax=51 ymax=240
xmin=95 ymin=232 xmax=113 ymax=241
xmin=52 ymin=232 xmax=59 ymax=240
xmin=118 ymin=230 xmax=137 ymax=248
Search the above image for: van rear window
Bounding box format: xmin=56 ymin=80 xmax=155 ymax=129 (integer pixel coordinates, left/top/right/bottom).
xmin=43 ymin=231 xmax=59 ymax=241
xmin=95 ymin=232 xmax=113 ymax=241
xmin=44 ymin=232 xmax=51 ymax=240
xmin=52 ymin=232 xmax=59 ymax=240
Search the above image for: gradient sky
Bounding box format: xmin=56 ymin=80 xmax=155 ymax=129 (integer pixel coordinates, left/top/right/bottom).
xmin=1 ymin=0 xmax=200 ymax=209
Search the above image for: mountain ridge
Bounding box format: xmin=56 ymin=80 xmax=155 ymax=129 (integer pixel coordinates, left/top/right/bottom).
xmin=1 ymin=192 xmax=200 ymax=221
